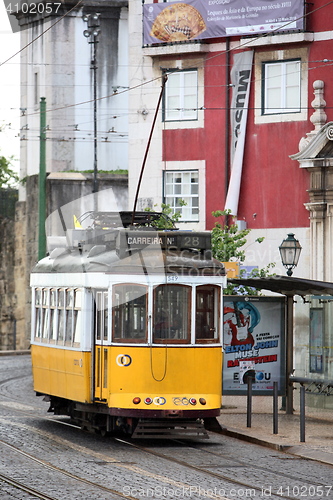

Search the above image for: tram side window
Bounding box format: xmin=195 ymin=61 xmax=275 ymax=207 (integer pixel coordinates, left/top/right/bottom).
xmin=64 ymin=289 xmax=82 ymax=346
xmin=42 ymin=289 xmax=50 ymax=340
xmin=112 ymin=284 xmax=147 ymax=342
xmin=34 ymin=289 xmax=43 ymax=341
xmin=73 ymin=290 xmax=82 ymax=345
xmin=57 ymin=289 xmax=65 ymax=343
xmin=33 ymin=287 xmax=82 ymax=347
xmin=61 ymin=289 xmax=82 ymax=346
xmin=49 ymin=289 xmax=58 ymax=342
xmin=95 ymin=291 xmax=108 ymax=342
xmin=34 ymin=289 xmax=50 ymax=342
xmin=153 ymin=285 xmax=191 ymax=343
xmin=195 ymin=285 xmax=220 ymax=343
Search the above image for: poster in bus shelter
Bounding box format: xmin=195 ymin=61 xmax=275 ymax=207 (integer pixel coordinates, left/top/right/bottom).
xmin=223 ymin=296 xmax=286 ymax=395
xmin=143 ymin=0 xmax=304 ymax=45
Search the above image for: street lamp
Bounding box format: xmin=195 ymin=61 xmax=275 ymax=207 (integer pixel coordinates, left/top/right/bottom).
xmin=83 ymin=13 xmax=101 ymax=194
xmin=279 ymin=233 xmax=302 ymax=415
xmin=279 ymin=233 xmax=302 ymax=276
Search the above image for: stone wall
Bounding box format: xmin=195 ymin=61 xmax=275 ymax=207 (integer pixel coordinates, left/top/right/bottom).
xmin=0 ymin=216 xmax=16 ymax=349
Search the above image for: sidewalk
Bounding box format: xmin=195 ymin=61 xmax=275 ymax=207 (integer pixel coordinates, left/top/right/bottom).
xmin=217 ymin=395 xmax=333 ymax=466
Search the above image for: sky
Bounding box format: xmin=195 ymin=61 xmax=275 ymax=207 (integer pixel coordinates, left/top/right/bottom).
xmin=0 ymin=2 xmax=20 ymax=165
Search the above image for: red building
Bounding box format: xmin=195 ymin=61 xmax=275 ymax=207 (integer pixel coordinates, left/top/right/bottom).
xmin=130 ymin=0 xmax=333 ymax=233
xmin=129 ymin=0 xmax=333 ymax=394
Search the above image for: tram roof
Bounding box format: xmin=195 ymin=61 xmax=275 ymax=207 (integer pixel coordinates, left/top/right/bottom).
xmin=33 ymin=229 xmax=225 ymax=277
xmin=34 ymin=211 xmax=226 ymax=277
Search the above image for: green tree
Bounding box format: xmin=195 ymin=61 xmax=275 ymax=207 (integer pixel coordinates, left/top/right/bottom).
xmin=211 ymin=209 xmax=275 ymax=295
xmin=144 ymin=201 xmax=186 ymax=229
xmin=0 ymin=154 xmax=19 ymax=188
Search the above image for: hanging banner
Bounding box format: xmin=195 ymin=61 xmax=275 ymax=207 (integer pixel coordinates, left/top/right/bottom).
xmin=229 ymin=50 xmax=254 ymax=164
xmin=223 ymin=296 xmax=286 ymax=395
xmin=143 ymin=0 xmax=304 ymax=45
xmin=224 ymin=50 xmax=253 ymax=216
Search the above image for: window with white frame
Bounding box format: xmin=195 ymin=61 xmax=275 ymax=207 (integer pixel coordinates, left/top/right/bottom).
xmin=33 ymin=287 xmax=82 ymax=347
xmin=164 ymin=170 xmax=199 ymax=221
xmin=262 ymin=59 xmax=301 ymax=115
xmin=164 ymin=70 xmax=198 ymax=121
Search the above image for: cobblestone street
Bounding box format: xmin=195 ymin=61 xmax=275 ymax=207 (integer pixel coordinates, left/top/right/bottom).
xmin=0 ymin=354 xmax=331 ymax=500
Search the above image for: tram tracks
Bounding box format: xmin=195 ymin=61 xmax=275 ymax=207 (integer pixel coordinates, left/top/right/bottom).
xmin=1 ymin=410 xmax=328 ymax=500
xmin=0 ymin=471 xmax=57 ymax=500
xmin=114 ymin=437 xmax=332 ymax=500
xmin=1 ymin=374 xmax=332 ymax=500
xmin=0 ymin=438 xmax=138 ymax=500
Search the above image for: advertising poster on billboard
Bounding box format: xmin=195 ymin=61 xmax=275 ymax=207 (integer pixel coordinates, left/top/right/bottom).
xmin=223 ymin=296 xmax=286 ymax=395
xmin=143 ymin=0 xmax=305 ymax=45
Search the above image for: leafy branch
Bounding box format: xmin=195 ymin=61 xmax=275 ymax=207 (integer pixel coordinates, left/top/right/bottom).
xmin=0 ymin=154 xmax=19 ymax=188
xmin=144 ymin=201 xmax=186 ymax=229
xmin=211 ymin=209 xmax=275 ymax=295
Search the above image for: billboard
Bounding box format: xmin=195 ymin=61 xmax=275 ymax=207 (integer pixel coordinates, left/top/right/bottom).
xmin=143 ymin=0 xmax=305 ymax=45
xmin=223 ymin=296 xmax=286 ymax=395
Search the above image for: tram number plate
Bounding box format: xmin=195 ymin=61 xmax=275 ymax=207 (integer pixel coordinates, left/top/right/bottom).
xmin=167 ymin=275 xmax=179 ymax=282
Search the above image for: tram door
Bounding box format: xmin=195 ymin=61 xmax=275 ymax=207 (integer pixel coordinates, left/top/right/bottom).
xmin=94 ymin=291 xmax=109 ymax=402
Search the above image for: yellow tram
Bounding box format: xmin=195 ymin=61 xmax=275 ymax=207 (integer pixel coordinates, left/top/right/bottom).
xmin=30 ymin=211 xmax=226 ymax=438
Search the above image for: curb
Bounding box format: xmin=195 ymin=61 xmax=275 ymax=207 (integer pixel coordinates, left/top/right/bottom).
xmin=216 ymin=426 xmax=292 ymax=452
xmin=0 ymin=350 xmax=31 ymax=356
xmin=215 ymin=426 xmax=333 ymax=466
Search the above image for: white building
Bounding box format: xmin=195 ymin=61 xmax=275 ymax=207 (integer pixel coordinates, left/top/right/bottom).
xmin=18 ymin=0 xmax=129 ymax=201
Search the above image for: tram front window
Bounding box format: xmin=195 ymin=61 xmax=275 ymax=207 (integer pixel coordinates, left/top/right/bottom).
xmin=112 ymin=284 xmax=147 ymax=342
xmin=153 ymin=285 xmax=190 ymax=343
xmin=195 ymin=285 xmax=220 ymax=343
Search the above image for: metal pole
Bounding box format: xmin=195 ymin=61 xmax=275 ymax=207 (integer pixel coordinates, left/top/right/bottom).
xmin=38 ymin=97 xmax=47 ymax=260
xmin=93 ymin=36 xmax=98 ymax=195
xmin=300 ymin=385 xmax=305 ymax=442
xmin=273 ymin=381 xmax=278 ymax=434
xmin=286 ymin=295 xmax=294 ymax=414
xmin=246 ymin=377 xmax=252 ymax=428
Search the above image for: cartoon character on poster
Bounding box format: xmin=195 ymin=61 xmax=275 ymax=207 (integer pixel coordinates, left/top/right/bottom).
xmin=223 ymin=301 xmax=260 ymax=347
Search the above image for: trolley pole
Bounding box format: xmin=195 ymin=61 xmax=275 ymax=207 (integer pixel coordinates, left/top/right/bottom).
xmin=38 ymin=97 xmax=47 ymax=261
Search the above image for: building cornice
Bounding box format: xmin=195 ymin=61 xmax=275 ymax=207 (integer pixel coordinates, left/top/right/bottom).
xmin=290 ymin=122 xmax=333 ymax=163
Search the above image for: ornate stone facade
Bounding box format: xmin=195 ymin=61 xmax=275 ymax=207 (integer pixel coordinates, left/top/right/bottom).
xmin=291 ymin=82 xmax=333 ymax=282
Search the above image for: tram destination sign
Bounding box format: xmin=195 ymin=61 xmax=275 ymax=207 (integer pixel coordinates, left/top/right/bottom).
xmin=117 ymin=230 xmax=211 ymax=254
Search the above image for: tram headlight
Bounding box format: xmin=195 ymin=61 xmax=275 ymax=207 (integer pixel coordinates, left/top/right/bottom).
xmin=199 ymin=398 xmax=206 ymax=405
xmin=189 ymin=398 xmax=197 ymax=405
xmin=144 ymin=397 xmax=153 ymax=405
xmin=133 ymin=397 xmax=141 ymax=405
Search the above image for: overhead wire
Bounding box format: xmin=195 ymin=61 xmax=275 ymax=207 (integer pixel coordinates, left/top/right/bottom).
xmin=0 ymin=0 xmax=84 ymax=67
xmin=2 ymin=0 xmax=333 ymax=141
xmin=24 ymin=19 xmax=333 ymax=122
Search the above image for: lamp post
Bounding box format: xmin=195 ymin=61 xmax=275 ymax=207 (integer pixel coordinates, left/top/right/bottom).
xmin=83 ymin=13 xmax=100 ymax=194
xmin=279 ymin=233 xmax=302 ymax=415
xmin=279 ymin=233 xmax=302 ymax=276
